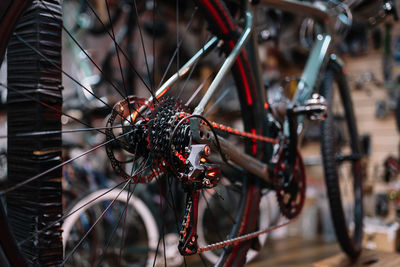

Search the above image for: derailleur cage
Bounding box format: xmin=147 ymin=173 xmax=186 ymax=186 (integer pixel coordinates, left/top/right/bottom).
xmin=178 ymin=144 xmax=220 ymax=255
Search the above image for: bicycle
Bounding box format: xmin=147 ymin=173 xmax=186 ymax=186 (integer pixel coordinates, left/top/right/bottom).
xmin=0 ymin=0 xmax=393 ymax=266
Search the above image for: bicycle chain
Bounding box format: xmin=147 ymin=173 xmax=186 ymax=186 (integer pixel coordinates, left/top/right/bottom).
xmin=208 ymin=121 xmax=279 ymax=144
xmin=197 ymin=214 xmax=298 ymax=253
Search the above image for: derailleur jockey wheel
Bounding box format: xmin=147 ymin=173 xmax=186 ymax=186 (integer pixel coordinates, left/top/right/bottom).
xmin=273 ymin=146 xmax=306 ymax=219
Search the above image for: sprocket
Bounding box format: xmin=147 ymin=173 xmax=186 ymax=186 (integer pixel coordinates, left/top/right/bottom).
xmin=105 ymin=96 xmax=192 ymax=183
xmin=148 ymin=97 xmax=191 ymax=172
xmin=273 ymin=146 xmax=306 ymax=219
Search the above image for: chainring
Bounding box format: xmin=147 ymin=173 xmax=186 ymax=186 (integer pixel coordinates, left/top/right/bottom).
xmin=273 ymin=147 xmax=306 ymax=219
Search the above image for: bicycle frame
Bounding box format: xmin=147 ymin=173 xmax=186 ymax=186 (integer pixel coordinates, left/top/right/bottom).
xmin=148 ymin=0 xmax=337 ymax=184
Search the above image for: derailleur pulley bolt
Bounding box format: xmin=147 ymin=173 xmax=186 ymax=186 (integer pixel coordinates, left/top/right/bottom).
xmin=204 ymin=145 xmax=211 ymax=156
xmin=203 ymin=178 xmax=211 ymax=187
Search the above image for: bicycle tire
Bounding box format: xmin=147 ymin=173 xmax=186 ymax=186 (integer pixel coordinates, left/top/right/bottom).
xmin=4 ymin=0 xmax=63 ymax=265
xmin=0 ymin=0 xmax=264 ymax=266
xmin=320 ymin=62 xmax=363 ymax=259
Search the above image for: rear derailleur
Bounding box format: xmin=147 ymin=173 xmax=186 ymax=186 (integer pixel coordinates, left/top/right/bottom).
xmin=178 ymin=144 xmax=220 ymax=255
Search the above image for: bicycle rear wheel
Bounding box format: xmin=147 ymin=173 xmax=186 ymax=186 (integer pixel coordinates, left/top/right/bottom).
xmin=320 ymin=62 xmax=364 ymax=259
xmin=0 ymin=0 xmax=265 ymax=266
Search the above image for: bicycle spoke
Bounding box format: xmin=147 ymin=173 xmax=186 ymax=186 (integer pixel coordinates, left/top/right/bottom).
xmin=0 ymin=126 xmax=126 ymax=139
xmin=97 ymin=182 xmax=149 ymax=265
xmin=13 ymin=32 xmax=146 ymax=124
xmin=153 ymin=0 xmax=156 ymax=93
xmin=133 ymin=0 xmax=152 ymax=91
xmin=166 ymin=176 xmax=184 ymax=233
xmin=0 ymin=130 xmax=134 ymax=196
xmin=152 ymin=181 xmax=166 ymax=267
xmin=0 ymin=82 xmax=108 ymax=135
xmin=95 ymin=185 xmax=137 ymax=266
xmin=156 ymin=7 xmax=198 ymax=91
xmin=152 ymin=225 xmax=163 ymax=267
xmin=118 ymin=143 xmax=142 ymax=263
xmin=177 ymin=34 xmax=213 ymax=101
xmin=105 ymin=0 xmax=129 ymax=100
xmin=176 ymin=0 xmax=180 ymax=79
xmin=198 ymin=253 xmax=210 ymax=267
xmin=63 ymin=178 xmax=133 ymax=265
xmin=17 ymin=157 xmax=153 ymax=249
xmin=38 ymin=0 xmax=137 ymax=105
xmin=17 ymin=180 xmax=127 ymax=246
xmin=185 ymin=70 xmax=213 ymax=106
xmin=82 ymin=0 xmax=153 ymax=95
xmin=13 ymin=32 xmax=111 ymax=111
xmin=65 ymin=159 xmax=152 ymax=265
xmin=201 ymin=190 xmax=226 ymax=241
xmin=118 ymin=185 xmax=131 ymax=264
xmin=203 ymin=86 xmax=233 ymax=117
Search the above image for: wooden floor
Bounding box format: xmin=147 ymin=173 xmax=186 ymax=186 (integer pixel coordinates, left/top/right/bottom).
xmin=247 ymin=236 xmax=400 ymax=266
xmin=248 ymin=236 xmax=341 ymax=267
xmin=315 ymin=249 xmax=400 ymax=267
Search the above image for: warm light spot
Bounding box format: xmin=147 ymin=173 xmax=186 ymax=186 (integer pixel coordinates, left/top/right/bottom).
xmin=131 ymin=110 xmax=139 ymax=121
xmin=49 ymin=177 xmax=62 ymax=182
xmin=175 ymin=151 xmax=186 ymax=163
xmin=33 ymin=149 xmax=61 ymax=155
xmin=156 ymin=87 xmax=169 ymax=99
